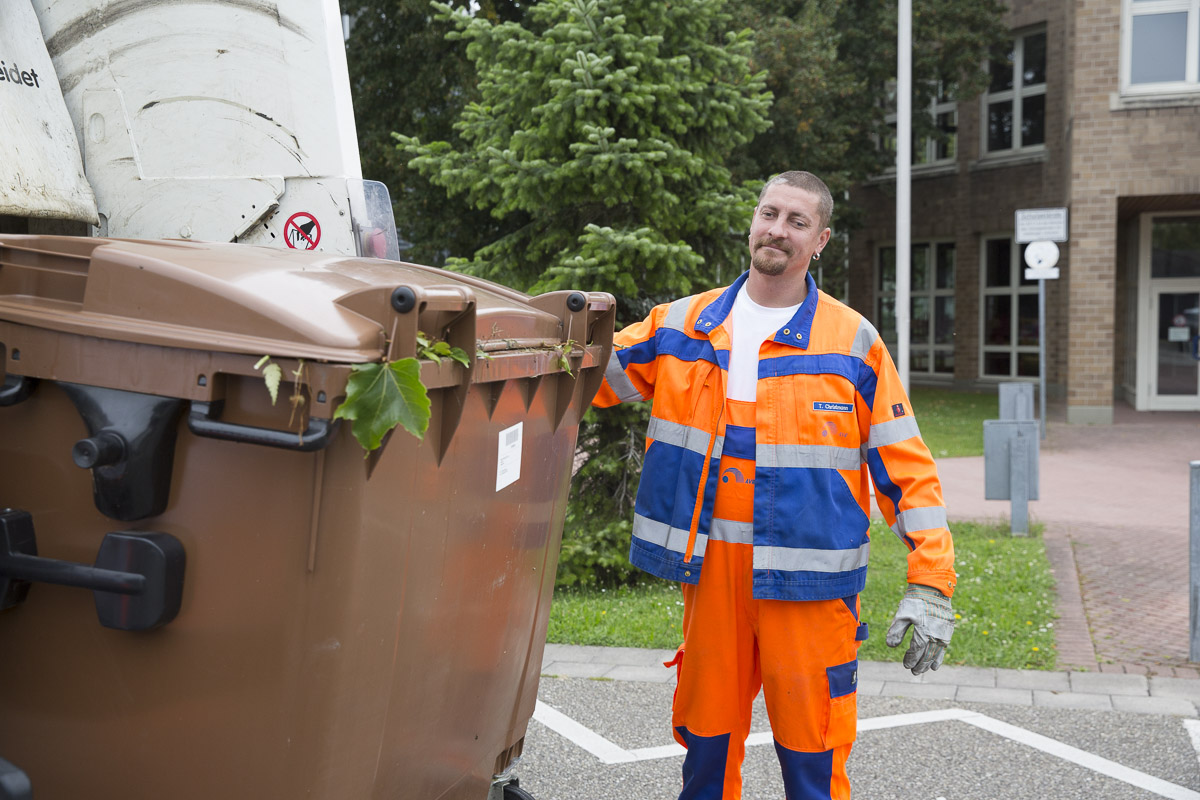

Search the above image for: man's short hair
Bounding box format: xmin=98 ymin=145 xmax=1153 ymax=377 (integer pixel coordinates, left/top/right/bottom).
xmin=757 ymin=171 xmax=833 ymax=229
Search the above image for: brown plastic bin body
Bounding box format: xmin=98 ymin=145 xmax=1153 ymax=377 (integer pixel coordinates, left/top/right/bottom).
xmin=0 ymin=235 xmax=615 ymax=800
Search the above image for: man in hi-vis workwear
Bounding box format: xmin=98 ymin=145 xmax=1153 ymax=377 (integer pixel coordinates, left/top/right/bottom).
xmin=592 ymin=171 xmax=956 ymax=800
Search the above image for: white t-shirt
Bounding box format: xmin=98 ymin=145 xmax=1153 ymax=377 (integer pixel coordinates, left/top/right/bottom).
xmin=726 ymin=285 xmax=801 ymax=402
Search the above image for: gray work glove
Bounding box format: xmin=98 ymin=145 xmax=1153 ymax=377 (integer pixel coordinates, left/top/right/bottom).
xmin=886 ymin=583 xmax=955 ymax=675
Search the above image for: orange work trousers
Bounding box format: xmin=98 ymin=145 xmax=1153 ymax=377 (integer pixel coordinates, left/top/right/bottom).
xmin=668 ymin=399 xmax=863 ymax=799
xmin=668 ymin=541 xmax=862 ymax=799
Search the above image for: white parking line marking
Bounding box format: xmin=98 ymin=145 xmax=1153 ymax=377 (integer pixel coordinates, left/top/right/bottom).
xmin=532 ymin=704 xmax=1200 ymax=799
xmin=533 ymin=701 xmax=635 ymax=764
xmin=1185 ymin=719 xmax=1200 ymax=768
xmin=962 ymin=713 xmax=1200 ymax=800
xmin=628 ymin=742 xmax=685 ymax=761
xmin=857 ymin=708 xmax=977 ymax=730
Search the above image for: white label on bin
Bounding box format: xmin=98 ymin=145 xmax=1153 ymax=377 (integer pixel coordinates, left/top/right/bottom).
xmin=497 ymin=422 xmax=523 ymax=491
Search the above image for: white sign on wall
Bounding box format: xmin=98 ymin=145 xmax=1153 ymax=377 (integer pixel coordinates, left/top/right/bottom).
xmin=1015 ymin=208 xmax=1069 ymax=244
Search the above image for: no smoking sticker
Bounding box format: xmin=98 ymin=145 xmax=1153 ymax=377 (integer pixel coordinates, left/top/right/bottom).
xmin=284 ymin=212 xmax=321 ymax=250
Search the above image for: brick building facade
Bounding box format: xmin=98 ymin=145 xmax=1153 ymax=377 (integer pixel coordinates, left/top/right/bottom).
xmin=847 ymin=0 xmax=1200 ymax=422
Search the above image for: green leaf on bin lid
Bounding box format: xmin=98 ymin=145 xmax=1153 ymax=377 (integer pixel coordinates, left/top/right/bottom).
xmin=557 ymin=339 xmax=577 ymax=377
xmin=417 ymin=333 xmax=471 ymax=370
xmin=254 ymin=355 xmax=284 ymax=406
xmin=262 ymin=363 xmax=283 ymax=405
xmin=333 ymin=358 xmax=431 ymax=451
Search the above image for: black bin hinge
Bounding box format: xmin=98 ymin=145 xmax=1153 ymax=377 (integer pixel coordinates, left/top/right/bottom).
xmin=59 ymin=383 xmax=185 ymax=522
xmin=0 ymin=508 xmax=185 ymax=632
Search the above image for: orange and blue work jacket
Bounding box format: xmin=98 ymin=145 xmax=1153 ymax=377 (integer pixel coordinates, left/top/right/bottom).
xmin=593 ymin=271 xmax=957 ymax=601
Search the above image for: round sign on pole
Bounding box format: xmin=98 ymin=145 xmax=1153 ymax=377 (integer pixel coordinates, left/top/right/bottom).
xmin=1023 ymin=240 xmax=1060 ymax=270
xmin=284 ymin=212 xmax=321 ymax=250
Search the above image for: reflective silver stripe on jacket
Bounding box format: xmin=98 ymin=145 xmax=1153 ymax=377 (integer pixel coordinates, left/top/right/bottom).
xmin=892 ymin=506 xmax=948 ymax=537
xmin=708 ymin=517 xmax=754 ymax=545
xmin=753 ymin=541 xmax=871 ymax=573
xmin=648 ymin=416 xmax=724 ymax=460
xmin=850 ymin=317 xmax=878 ymax=361
xmin=633 ymin=513 xmax=707 ymax=557
xmin=756 ymin=443 xmax=863 ymax=471
xmin=662 ymin=297 xmax=691 ymax=333
xmin=604 ymin=353 xmax=644 ymax=403
xmin=867 ymin=416 xmax=922 ymax=450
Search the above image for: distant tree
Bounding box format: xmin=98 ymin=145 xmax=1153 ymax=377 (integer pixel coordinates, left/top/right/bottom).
xmin=342 ymin=0 xmax=528 ymax=266
xmin=397 ymin=0 xmax=771 ymax=586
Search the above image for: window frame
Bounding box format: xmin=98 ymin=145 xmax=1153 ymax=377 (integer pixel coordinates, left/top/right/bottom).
xmin=978 ymin=235 xmax=1040 ymax=380
xmin=980 ymin=27 xmax=1048 ymax=157
xmin=1120 ymin=0 xmax=1200 ymax=96
xmin=875 ymin=240 xmax=957 ymax=378
xmin=883 ymin=83 xmax=959 ymax=168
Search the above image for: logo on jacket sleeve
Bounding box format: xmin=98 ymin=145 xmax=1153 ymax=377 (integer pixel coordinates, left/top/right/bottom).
xmin=813 ymin=401 xmax=854 ymax=413
xmin=892 ymin=402 xmax=907 ymax=417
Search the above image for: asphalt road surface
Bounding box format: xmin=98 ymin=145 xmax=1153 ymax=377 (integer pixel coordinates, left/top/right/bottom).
xmin=517 ymin=676 xmax=1200 ymax=800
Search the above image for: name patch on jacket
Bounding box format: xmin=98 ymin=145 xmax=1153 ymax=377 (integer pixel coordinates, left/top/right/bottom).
xmin=814 ymin=401 xmax=854 ymax=413
xmin=892 ymin=402 xmax=907 ymax=417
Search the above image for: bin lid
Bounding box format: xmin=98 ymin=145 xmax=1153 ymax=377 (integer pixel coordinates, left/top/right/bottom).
xmin=0 ymin=236 xmax=562 ymax=362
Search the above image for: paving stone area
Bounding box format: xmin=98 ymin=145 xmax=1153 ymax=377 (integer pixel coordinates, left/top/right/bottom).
xmin=1071 ymin=522 xmax=1195 ymax=671
xmin=934 ymin=404 xmax=1200 ymax=675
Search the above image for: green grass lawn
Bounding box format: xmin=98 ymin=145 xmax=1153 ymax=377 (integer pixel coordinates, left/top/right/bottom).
xmin=548 ymin=520 xmax=1058 ymax=670
xmin=858 ymin=520 xmax=1056 ymax=669
xmin=546 ymin=580 xmax=684 ymax=649
xmin=909 ymin=386 xmax=995 ymax=459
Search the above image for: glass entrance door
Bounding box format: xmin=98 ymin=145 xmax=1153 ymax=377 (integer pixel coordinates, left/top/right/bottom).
xmin=1139 ymin=214 xmax=1200 ymax=411
xmin=1151 ymin=288 xmax=1200 ymax=406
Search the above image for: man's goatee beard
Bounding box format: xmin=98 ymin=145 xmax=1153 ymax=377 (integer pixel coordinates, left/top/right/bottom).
xmin=751 ymin=252 xmax=787 ymax=276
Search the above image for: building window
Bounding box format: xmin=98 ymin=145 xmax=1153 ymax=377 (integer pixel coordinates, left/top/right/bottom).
xmin=981 ymin=238 xmax=1039 ymax=378
xmin=983 ymin=29 xmax=1047 ymax=154
xmin=1123 ymin=0 xmax=1200 ymax=93
xmin=1151 ymin=214 xmax=1200 ymax=277
xmin=883 ymin=83 xmax=958 ymax=166
xmin=877 ymin=242 xmax=956 ymax=375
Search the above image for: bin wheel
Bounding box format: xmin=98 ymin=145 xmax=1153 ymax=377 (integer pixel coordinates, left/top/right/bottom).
xmin=502 ymin=781 xmax=535 ymax=800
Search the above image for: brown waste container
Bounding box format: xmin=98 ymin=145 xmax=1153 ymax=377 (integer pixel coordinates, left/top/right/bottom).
xmin=0 ymin=234 xmax=614 ymax=800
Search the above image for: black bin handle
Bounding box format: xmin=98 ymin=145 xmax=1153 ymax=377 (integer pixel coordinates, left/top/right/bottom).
xmin=187 ymin=401 xmax=337 ymax=452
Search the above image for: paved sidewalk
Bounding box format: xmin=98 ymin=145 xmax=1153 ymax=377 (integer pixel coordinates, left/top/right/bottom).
xmin=542 ymin=643 xmax=1200 ymax=717
xmin=934 ymin=403 xmax=1200 ymax=675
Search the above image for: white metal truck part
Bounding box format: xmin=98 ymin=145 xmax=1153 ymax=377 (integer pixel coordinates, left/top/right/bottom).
xmin=18 ymin=0 xmax=391 ymax=256
xmin=0 ymin=1 xmax=98 ymax=224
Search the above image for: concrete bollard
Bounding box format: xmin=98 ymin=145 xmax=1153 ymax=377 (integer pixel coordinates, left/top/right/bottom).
xmin=1010 ymin=434 xmax=1030 ymax=536
xmin=999 ymin=382 xmax=1035 ymax=421
xmin=984 ymin=419 xmax=1039 ymax=537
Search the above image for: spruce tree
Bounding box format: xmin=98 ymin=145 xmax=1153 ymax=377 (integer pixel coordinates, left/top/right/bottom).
xmin=398 ymin=0 xmax=770 ymax=304
xmin=398 ymin=0 xmax=771 ymax=586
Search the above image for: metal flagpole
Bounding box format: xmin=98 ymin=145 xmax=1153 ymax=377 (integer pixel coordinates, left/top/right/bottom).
xmin=1039 ymin=278 xmax=1047 ymax=439
xmin=896 ymin=0 xmax=912 ymax=390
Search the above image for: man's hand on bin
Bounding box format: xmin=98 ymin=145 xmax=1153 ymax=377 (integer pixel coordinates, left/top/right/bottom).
xmin=886 ymin=583 xmax=955 ymax=675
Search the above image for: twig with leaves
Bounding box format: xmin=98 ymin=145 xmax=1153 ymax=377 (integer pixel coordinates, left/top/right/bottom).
xmin=331 ymin=332 xmax=471 ymax=453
